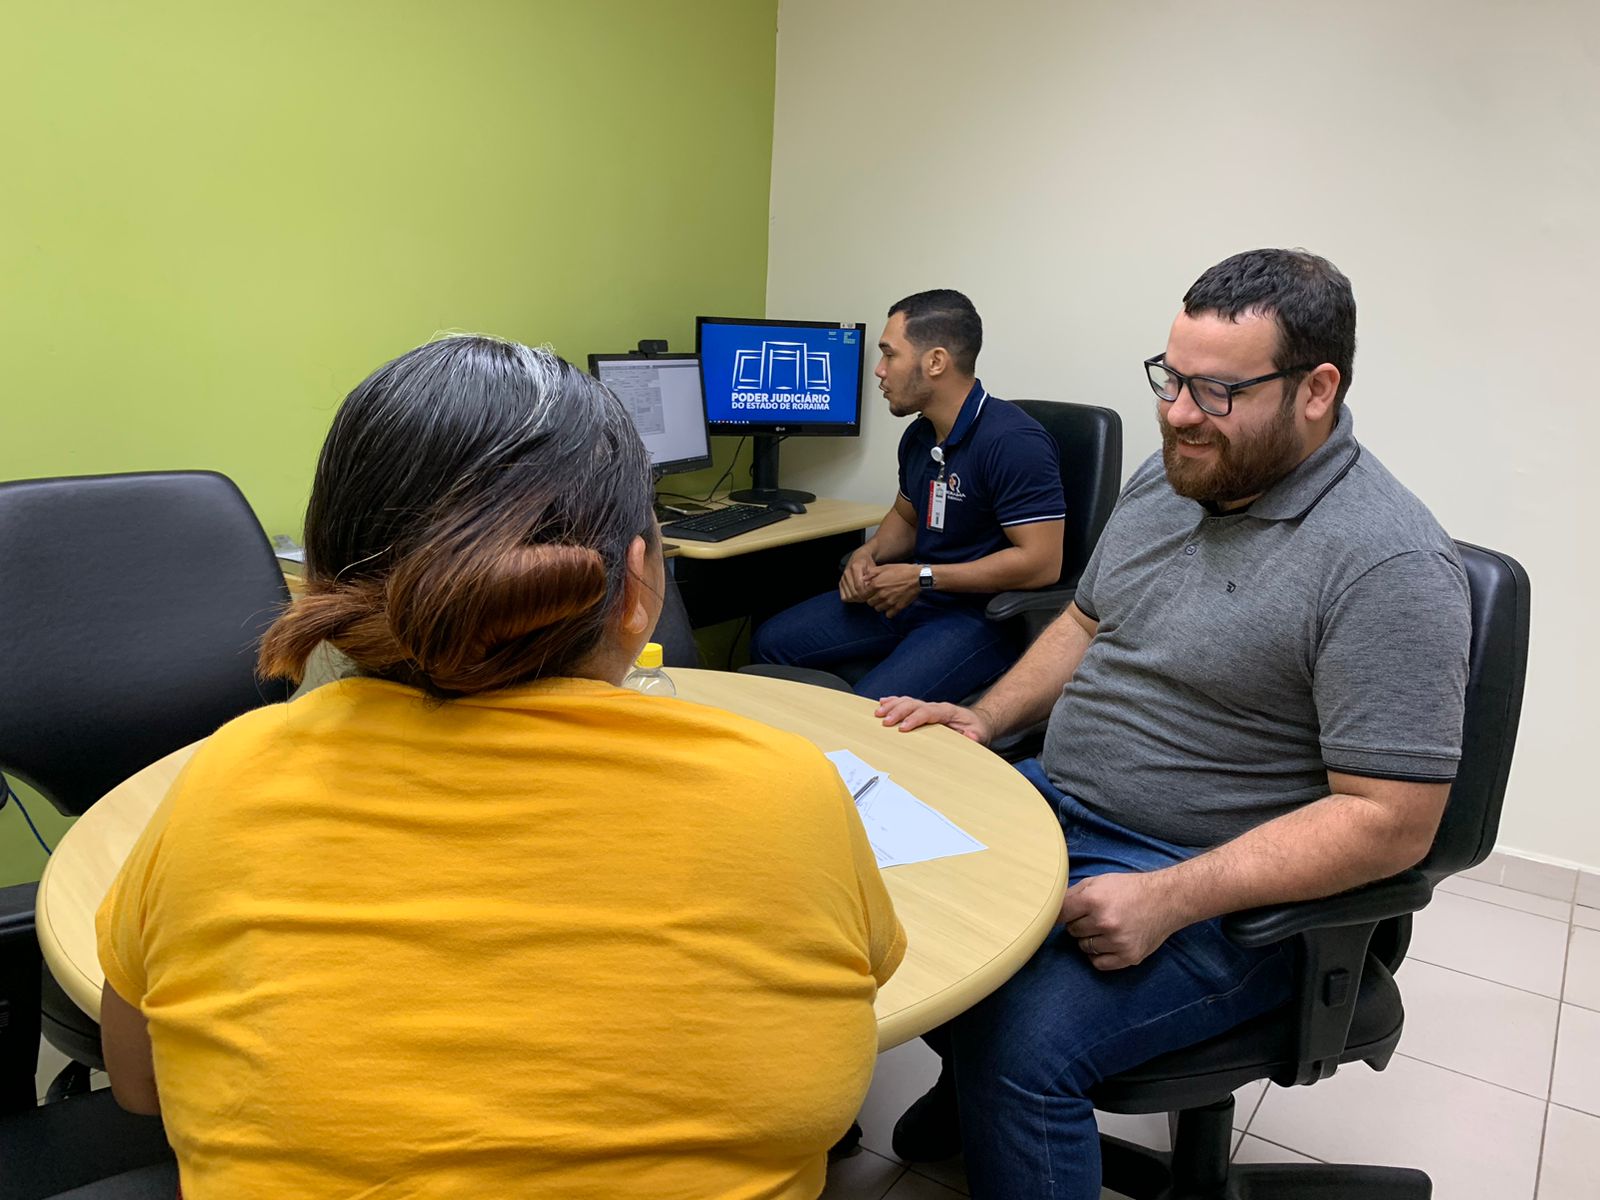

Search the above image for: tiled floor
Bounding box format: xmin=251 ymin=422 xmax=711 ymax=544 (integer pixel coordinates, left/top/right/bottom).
xmin=34 ymin=868 xmax=1600 ymax=1198
xmin=817 ymin=871 xmax=1600 ymax=1200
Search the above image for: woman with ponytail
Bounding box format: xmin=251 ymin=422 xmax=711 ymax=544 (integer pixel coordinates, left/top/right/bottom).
xmin=95 ymin=336 xmax=904 ymax=1200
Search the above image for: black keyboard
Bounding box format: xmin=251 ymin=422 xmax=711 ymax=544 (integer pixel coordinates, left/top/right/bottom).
xmin=660 ymin=503 xmax=791 ymax=543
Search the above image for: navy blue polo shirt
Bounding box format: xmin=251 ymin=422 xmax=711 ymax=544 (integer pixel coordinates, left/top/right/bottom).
xmin=896 ymin=381 xmax=1065 ymax=608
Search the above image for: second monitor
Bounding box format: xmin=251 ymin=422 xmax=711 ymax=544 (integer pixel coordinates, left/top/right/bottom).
xmin=697 ymin=316 xmax=866 ymax=505
xmin=588 ymin=353 xmax=712 ymax=476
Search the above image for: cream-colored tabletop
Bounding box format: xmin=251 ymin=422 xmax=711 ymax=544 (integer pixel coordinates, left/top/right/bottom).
xmin=36 ymin=668 xmax=1067 ymax=1050
xmin=664 ymin=496 xmax=884 ymax=560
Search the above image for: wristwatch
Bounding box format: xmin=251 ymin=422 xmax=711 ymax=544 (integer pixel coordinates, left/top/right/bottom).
xmin=919 ymin=564 xmax=935 ymax=590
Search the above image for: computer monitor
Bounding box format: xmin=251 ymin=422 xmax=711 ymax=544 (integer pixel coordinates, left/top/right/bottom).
xmin=697 ymin=316 xmax=867 ymax=504
xmin=588 ymin=353 xmax=713 ymax=476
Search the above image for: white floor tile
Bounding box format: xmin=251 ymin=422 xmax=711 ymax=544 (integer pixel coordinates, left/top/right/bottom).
xmin=1437 ymin=875 xmax=1573 ymax=921
xmin=1094 ymin=1108 xmax=1170 ymax=1152
xmin=1409 ymin=890 xmax=1569 ymax=997
xmin=857 ymin=1040 xmax=944 ymax=1160
xmin=1575 ymin=871 xmax=1600 ymax=909
xmin=1232 ymin=1079 xmax=1268 ymax=1129
xmin=821 ymin=1149 xmax=906 ymax=1200
xmin=1459 ymin=852 xmax=1510 ymax=885
xmin=34 ymin=1036 xmax=71 ymax=1102
xmin=905 ymin=1159 xmax=968 ymax=1194
xmin=1561 ymin=927 xmax=1600 ymax=1012
xmin=1093 ymin=1080 xmax=1265 ymax=1155
xmin=1573 ymin=906 xmax=1600 ymax=933
xmin=1551 ymin=1004 xmax=1600 ymax=1118
xmin=1248 ymin=1053 xmax=1544 ymax=1200
xmin=882 ymin=1171 xmax=966 ymax=1198
xmin=1232 ymin=1134 xmax=1320 ymax=1165
xmin=1393 ymin=960 xmax=1560 ymax=1097
xmin=1499 ymin=857 xmax=1579 ymax=903
xmin=1538 ymin=1104 xmax=1600 ymax=1199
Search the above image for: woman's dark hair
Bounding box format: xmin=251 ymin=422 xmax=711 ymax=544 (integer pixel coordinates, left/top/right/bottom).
xmin=1182 ymin=249 xmax=1357 ymax=408
xmin=259 ymin=335 xmax=655 ymax=697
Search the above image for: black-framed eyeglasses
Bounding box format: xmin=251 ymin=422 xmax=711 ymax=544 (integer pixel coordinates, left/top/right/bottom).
xmin=1143 ymin=354 xmax=1315 ymax=417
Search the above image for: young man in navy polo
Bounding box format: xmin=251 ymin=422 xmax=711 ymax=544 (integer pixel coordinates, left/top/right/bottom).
xmin=750 ymin=289 xmax=1065 ymax=702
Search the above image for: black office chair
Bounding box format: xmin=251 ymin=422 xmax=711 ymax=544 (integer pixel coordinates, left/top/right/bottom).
xmin=983 ymin=399 xmax=1123 ymax=632
xmin=1092 ymin=541 xmax=1530 ymax=1199
xmin=2 ymin=880 xmax=176 ymax=1199
xmin=0 ymin=471 xmax=290 ymax=1106
xmin=742 ymin=400 xmax=1123 ymax=693
xmin=0 ymin=884 xmax=42 ymax=1120
xmin=655 ymin=574 xmax=703 ymax=669
xmin=0 ymin=471 xmax=290 ymax=818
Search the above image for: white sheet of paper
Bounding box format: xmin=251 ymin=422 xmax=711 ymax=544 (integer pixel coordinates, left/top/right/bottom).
xmin=826 ymin=750 xmax=986 ymax=869
xmin=825 ymin=749 xmax=882 ymax=797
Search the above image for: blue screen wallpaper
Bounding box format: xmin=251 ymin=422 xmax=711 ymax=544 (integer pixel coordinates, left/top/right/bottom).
xmin=699 ymin=321 xmax=863 ymax=426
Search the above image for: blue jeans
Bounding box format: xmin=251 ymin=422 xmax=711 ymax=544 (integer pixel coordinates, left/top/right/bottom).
xmin=749 ymin=591 xmax=1020 ymax=702
xmin=949 ymin=760 xmax=1294 ymax=1200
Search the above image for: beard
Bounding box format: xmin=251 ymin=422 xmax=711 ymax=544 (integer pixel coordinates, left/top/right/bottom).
xmin=886 ymin=364 xmax=935 ymax=418
xmin=1160 ymin=393 xmax=1305 ymax=505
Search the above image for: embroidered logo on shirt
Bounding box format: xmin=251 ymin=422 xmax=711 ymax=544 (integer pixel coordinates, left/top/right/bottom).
xmin=946 ymin=472 xmax=967 ymax=501
xmin=1226 ymin=580 xmax=1237 ymax=593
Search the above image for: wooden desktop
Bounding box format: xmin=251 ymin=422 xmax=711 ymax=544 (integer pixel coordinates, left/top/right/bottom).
xmin=35 ymin=670 xmax=1067 ymax=1052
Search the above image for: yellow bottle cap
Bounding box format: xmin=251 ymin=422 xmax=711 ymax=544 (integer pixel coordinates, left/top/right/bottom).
xmin=635 ymin=642 xmax=664 ymax=670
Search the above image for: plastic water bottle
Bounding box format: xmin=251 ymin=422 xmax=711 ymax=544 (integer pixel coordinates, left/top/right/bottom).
xmin=623 ymin=642 xmax=676 ymax=696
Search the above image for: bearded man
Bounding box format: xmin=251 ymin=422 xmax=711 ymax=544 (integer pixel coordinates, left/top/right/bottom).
xmin=875 ymin=249 xmax=1472 ymax=1200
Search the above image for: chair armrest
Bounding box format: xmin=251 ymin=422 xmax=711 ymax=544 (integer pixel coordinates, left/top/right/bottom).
xmin=1220 ymin=871 xmax=1433 ymax=1085
xmin=1222 ymin=871 xmax=1433 ymax=948
xmin=986 ymin=585 xmax=1077 ymax=622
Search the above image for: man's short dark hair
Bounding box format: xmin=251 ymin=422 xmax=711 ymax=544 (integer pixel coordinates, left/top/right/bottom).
xmin=888 ymin=289 xmax=982 ymax=375
xmin=1183 ymin=249 xmax=1357 ymax=407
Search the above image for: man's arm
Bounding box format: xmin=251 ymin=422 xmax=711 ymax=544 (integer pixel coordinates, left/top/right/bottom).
xmin=874 ymin=601 xmax=1097 ymax=739
xmin=862 ymin=519 xmax=1065 ymax=617
xmin=101 ymin=980 xmax=161 ymax=1115
xmin=1061 ymin=771 xmax=1450 ymax=971
xmin=840 ymin=497 xmax=919 ymax=602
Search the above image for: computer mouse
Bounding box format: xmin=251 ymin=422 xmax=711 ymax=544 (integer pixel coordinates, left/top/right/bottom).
xmin=767 ymin=498 xmax=807 ymax=515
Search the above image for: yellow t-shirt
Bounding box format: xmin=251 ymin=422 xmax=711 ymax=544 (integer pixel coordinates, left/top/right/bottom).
xmin=97 ymin=676 xmax=905 ymax=1200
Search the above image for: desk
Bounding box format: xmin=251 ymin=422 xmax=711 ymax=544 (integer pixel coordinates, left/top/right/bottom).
xmin=664 ymin=497 xmax=884 ymax=561
xmin=667 ymin=497 xmax=883 ymax=631
xmin=36 ymin=669 xmax=1066 ymax=1050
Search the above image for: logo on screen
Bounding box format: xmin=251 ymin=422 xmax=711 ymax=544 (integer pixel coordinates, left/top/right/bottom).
xmin=732 ymin=341 xmax=830 ymax=392
xmin=728 ymin=341 xmax=833 ymax=413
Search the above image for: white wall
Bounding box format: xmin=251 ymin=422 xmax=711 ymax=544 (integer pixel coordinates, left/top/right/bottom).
xmin=767 ymin=0 xmax=1598 ymax=868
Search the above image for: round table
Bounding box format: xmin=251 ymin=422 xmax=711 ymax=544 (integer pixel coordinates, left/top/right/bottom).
xmin=35 ymin=668 xmax=1068 ymax=1049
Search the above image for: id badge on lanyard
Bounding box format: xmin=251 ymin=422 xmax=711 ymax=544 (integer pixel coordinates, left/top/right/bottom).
xmin=927 ymin=445 xmax=947 ymax=530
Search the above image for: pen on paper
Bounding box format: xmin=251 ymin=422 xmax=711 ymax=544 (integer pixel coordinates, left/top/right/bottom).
xmin=852 ymin=775 xmax=880 ymax=804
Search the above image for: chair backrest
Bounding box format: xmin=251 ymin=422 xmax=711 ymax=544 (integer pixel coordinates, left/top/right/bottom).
xmin=1010 ymin=400 xmax=1124 ymax=589
xmin=0 ymin=471 xmax=290 ymax=816
xmin=1417 ymin=541 xmax=1531 ymax=881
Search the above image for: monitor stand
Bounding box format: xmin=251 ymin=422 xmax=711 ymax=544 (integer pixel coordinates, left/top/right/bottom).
xmin=729 ymin=434 xmax=816 ymax=505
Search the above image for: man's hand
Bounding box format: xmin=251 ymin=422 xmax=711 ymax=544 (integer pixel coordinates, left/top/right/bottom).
xmin=873 ymin=697 xmax=995 ymax=744
xmin=863 ymin=562 xmax=921 ymax=617
xmin=839 ymin=547 xmax=877 ymax=603
xmin=1059 ymin=871 xmax=1190 ymax=971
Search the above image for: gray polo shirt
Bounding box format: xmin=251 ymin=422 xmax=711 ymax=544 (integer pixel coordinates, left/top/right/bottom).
xmin=1040 ymin=406 xmax=1470 ymax=848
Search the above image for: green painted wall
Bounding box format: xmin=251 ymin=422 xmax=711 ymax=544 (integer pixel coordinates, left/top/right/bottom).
xmin=0 ymin=0 xmax=777 ymax=884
